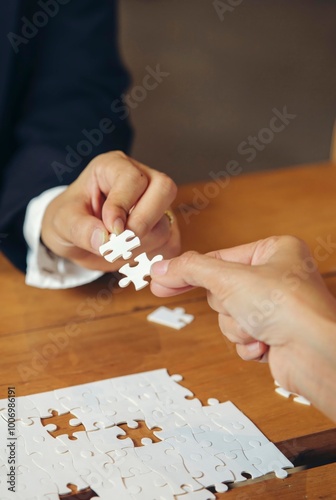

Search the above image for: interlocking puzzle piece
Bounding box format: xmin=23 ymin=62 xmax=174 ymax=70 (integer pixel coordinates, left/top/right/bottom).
xmin=99 ymin=230 xmax=140 ymax=263
xmin=89 ymin=470 xmax=133 ymax=500
xmin=124 ymin=471 xmax=175 ymax=500
xmin=16 ymin=418 xmax=88 ymax=496
xmin=119 ymin=252 xmax=163 ymax=290
xmin=274 ymin=381 xmax=311 ymax=405
xmin=135 ymin=440 xmax=203 ymax=495
xmin=56 ymin=431 xmax=113 ymax=482
xmin=0 ymin=392 xmax=67 ymax=421
xmin=244 ymin=442 xmax=294 ymax=478
xmin=147 ymin=306 xmax=195 ymax=330
xmin=163 ymin=428 xmax=235 ymax=488
xmin=16 ymin=461 xmax=60 ymax=500
xmin=106 ymin=447 xmax=151 ymax=478
xmin=56 ymin=378 xmax=142 ymax=429
xmin=87 ymin=426 xmax=133 ymax=453
xmin=202 ymin=401 xmax=270 ymax=452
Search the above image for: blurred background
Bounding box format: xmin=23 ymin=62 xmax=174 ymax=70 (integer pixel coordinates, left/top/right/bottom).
xmin=119 ymin=0 xmax=336 ymax=184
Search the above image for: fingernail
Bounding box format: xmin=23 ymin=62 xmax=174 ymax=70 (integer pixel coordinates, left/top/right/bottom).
xmin=247 ymin=341 xmax=260 ymax=352
xmin=151 ymin=260 xmax=170 ymax=276
xmin=112 ymin=218 xmax=124 ymax=235
xmin=91 ymin=229 xmax=107 ymax=251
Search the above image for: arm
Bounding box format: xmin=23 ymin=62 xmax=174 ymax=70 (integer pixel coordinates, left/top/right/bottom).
xmin=151 ymin=236 xmax=336 ymax=422
xmin=0 ymin=0 xmax=132 ymax=271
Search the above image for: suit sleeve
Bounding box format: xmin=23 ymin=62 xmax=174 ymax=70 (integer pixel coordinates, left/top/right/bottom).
xmin=0 ymin=0 xmax=132 ymax=271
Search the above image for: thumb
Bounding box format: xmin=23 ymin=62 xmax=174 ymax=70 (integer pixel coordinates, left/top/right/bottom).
xmin=53 ymin=206 xmax=109 ymax=254
xmin=150 ymin=251 xmax=242 ymax=297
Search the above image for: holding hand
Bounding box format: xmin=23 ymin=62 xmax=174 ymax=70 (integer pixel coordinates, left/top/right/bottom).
xmin=41 ymin=151 xmax=180 ymax=271
xmin=151 ymin=236 xmax=336 ymax=422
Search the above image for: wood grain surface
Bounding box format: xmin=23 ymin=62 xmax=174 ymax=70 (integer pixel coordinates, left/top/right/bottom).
xmin=1 ymin=161 xmax=335 ymax=499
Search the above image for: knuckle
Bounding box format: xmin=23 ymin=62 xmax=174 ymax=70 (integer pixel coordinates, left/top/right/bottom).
xmin=131 ymin=214 xmax=151 ymax=235
xmin=93 ymin=150 xmax=128 ymax=172
xmin=281 ymin=235 xmax=307 ymax=250
xmin=109 ymin=150 xmax=128 ymax=161
xmin=156 ymin=173 xmax=178 ymax=200
xmin=69 ymin=221 xmax=81 ymax=245
xmin=179 ymin=250 xmax=200 ymax=268
xmin=105 ymin=149 xmax=128 ymax=161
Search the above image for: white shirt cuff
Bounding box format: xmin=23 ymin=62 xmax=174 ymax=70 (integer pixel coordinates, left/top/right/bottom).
xmin=23 ymin=186 xmax=104 ymax=289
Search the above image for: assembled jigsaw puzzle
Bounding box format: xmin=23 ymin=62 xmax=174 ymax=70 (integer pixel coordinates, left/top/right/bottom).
xmin=0 ymin=369 xmax=293 ymax=499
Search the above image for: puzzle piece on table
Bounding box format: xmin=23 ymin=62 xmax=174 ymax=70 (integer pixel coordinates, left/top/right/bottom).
xmin=202 ymin=401 xmax=270 ymax=452
xmin=87 ymin=426 xmax=133 ymax=453
xmin=244 ymin=441 xmax=294 ymax=478
xmin=55 ymin=383 xmax=125 ymax=431
xmin=55 ymin=378 xmax=142 ymax=429
xmin=147 ymin=306 xmax=195 ymax=330
xmin=0 ymin=392 xmax=68 ymax=421
xmin=135 ymin=440 xmax=203 ymax=495
xmin=16 ymin=461 xmax=60 ymax=500
xmin=56 ymin=431 xmax=114 ymax=482
xmin=124 ymin=471 xmax=175 ymax=500
xmin=163 ymin=428 xmax=236 ymax=489
xmin=99 ymin=230 xmax=140 ymax=263
xmin=118 ymin=252 xmax=163 ymax=290
xmin=274 ymin=381 xmax=311 ymax=405
xmin=106 ymin=447 xmax=151 ymax=478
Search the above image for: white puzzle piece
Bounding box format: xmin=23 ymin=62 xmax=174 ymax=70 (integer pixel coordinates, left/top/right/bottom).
xmin=99 ymin=230 xmax=140 ymax=263
xmin=147 ymin=306 xmax=195 ymax=330
xmin=119 ymin=252 xmax=163 ymax=290
xmin=0 ymin=369 xmax=293 ymax=498
xmin=274 ymin=381 xmax=311 ymax=405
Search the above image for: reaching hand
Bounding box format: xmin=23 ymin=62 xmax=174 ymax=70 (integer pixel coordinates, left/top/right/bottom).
xmin=41 ymin=151 xmax=181 ymax=271
xmin=151 ymin=236 xmax=336 ymax=421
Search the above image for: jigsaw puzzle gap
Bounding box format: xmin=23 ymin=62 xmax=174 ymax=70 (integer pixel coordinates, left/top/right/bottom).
xmin=118 ymin=420 xmax=162 ymax=447
xmin=59 ymin=486 xmax=98 ymax=500
xmin=41 ymin=411 xmax=86 ymax=438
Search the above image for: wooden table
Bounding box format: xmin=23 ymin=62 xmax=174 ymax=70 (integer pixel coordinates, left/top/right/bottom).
xmin=1 ymin=161 xmax=336 ymax=499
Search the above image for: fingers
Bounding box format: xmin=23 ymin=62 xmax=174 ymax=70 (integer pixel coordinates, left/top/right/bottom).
xmin=126 ymin=165 xmax=177 ymax=238
xmin=218 ymin=313 xmax=269 ymax=361
xmin=92 ymin=152 xmax=177 ymax=238
xmin=218 ymin=314 xmax=254 ymax=344
xmin=236 ymin=342 xmax=269 ymax=361
xmin=46 ymin=200 xmax=108 ymax=255
xmin=98 ymin=153 xmax=149 ymax=234
xmin=151 ymin=251 xmax=243 ymax=295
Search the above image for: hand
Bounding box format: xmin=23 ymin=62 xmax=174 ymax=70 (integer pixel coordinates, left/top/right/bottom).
xmin=41 ymin=151 xmax=181 ymax=271
xmin=150 ymin=236 xmax=336 ymax=421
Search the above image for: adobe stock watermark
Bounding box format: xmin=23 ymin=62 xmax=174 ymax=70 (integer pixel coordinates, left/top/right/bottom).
xmin=237 ymin=107 xmax=297 ymax=162
xmin=178 ymin=159 xmax=243 ymax=225
xmin=236 ymin=235 xmax=336 ymax=334
xmin=7 ymin=0 xmax=72 ymax=54
xmin=178 ymin=106 xmax=296 ymax=225
xmin=51 ymin=64 xmax=170 ymax=183
xmin=17 ymin=274 xmax=122 ymax=381
xmin=213 ymin=0 xmax=244 ymax=21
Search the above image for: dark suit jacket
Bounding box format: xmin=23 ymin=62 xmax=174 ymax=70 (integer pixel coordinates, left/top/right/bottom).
xmin=0 ymin=0 xmax=132 ymax=272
